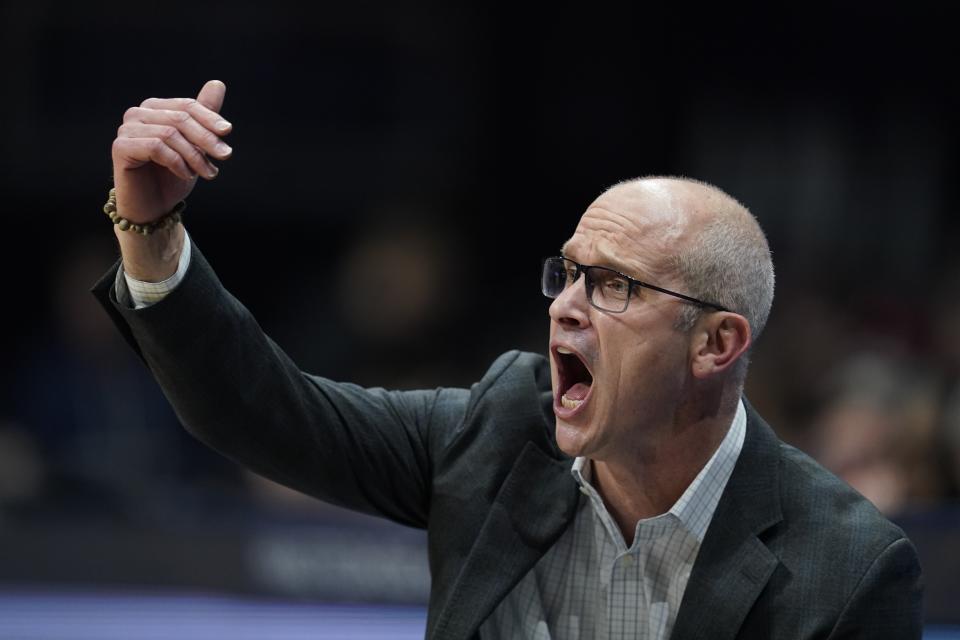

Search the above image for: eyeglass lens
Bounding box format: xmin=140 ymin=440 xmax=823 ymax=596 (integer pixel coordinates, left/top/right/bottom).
xmin=541 ymin=257 xmax=571 ymax=298
xmin=541 ymin=258 xmax=631 ymax=312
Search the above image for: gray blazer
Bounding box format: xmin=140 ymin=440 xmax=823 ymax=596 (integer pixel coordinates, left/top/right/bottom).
xmin=93 ymin=243 xmax=923 ymax=640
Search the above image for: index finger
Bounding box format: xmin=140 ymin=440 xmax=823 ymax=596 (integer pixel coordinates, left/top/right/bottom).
xmin=138 ymin=97 xmax=231 ymax=134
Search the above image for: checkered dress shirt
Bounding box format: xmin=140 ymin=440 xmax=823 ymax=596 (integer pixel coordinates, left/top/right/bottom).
xmin=479 ymin=400 xmax=746 ymax=640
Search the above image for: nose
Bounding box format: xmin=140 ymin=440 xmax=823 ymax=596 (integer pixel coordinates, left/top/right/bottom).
xmin=548 ymin=276 xmax=591 ymax=328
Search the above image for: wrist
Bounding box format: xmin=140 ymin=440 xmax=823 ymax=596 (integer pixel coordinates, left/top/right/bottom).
xmin=115 ymin=222 xmax=186 ymax=282
xmin=104 ymin=187 xmax=184 ymax=233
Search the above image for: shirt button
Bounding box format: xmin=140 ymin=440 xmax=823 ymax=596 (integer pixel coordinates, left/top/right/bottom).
xmin=579 ymin=486 xmax=590 ymax=496
xmin=620 ymin=554 xmax=635 ymax=567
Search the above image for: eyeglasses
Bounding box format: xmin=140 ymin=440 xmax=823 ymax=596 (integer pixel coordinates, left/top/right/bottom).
xmin=541 ymin=256 xmax=728 ymax=314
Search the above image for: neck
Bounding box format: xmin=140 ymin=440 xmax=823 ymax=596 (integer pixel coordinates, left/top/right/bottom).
xmin=590 ymin=399 xmax=736 ymax=546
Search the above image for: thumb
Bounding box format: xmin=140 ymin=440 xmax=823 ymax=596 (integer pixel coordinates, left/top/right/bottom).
xmin=197 ymin=79 xmax=226 ymax=112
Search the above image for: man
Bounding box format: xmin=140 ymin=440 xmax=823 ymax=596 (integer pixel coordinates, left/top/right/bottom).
xmin=94 ymin=80 xmax=923 ymax=639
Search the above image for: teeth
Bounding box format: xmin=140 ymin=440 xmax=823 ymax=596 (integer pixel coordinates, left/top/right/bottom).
xmin=561 ymin=394 xmax=583 ymax=409
xmin=556 ymin=347 xmax=572 ymax=354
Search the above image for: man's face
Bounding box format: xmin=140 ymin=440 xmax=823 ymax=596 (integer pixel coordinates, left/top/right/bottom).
xmin=549 ymin=181 xmax=698 ymax=461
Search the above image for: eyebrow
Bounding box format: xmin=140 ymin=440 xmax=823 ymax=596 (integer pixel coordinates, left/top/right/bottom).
xmin=559 ymin=242 xmax=651 ymax=282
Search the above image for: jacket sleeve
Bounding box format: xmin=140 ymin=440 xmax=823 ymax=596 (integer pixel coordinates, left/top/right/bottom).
xmin=827 ymin=536 xmax=924 ymax=639
xmin=91 ymin=241 xmax=469 ymax=529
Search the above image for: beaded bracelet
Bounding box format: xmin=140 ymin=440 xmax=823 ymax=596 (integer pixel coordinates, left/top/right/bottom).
xmin=103 ymin=187 xmax=185 ymax=235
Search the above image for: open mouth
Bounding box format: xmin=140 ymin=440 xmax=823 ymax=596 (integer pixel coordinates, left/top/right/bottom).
xmin=554 ymin=346 xmax=594 ymax=415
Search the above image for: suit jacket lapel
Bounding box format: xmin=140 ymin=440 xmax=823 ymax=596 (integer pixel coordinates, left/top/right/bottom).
xmin=670 ymin=401 xmax=784 ymax=640
xmin=431 ymin=441 xmax=579 ymax=640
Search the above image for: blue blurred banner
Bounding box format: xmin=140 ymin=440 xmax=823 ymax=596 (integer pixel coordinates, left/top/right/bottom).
xmin=0 ymin=591 xmax=426 ymax=640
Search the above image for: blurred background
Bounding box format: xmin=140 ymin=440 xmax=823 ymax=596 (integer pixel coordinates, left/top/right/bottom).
xmin=0 ymin=1 xmax=958 ymax=637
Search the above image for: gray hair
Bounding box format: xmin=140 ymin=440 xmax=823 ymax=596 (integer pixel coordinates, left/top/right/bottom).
xmin=667 ymin=194 xmax=774 ymax=385
xmin=674 ymin=214 xmax=775 ymax=335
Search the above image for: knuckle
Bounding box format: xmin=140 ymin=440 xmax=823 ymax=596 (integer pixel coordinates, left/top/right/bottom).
xmin=123 ymin=106 xmax=141 ymax=122
xmin=158 ymin=125 xmax=177 ymax=141
xmin=172 ymin=110 xmax=190 ymax=123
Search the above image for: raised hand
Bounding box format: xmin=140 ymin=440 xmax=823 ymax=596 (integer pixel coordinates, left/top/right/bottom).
xmin=111 ymin=80 xmax=233 ymax=224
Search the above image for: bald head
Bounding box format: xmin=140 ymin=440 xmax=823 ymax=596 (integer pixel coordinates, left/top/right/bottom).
xmin=596 ymin=177 xmax=746 ymax=251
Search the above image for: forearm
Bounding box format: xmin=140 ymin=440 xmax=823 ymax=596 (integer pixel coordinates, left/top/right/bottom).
xmin=94 ymin=243 xmax=462 ymax=527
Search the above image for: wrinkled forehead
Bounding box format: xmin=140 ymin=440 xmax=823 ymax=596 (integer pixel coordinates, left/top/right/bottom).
xmin=562 ymin=182 xmax=693 ymax=279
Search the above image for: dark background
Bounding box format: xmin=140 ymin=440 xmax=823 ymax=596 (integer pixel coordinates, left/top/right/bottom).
xmin=1 ymin=0 xmax=958 ymax=631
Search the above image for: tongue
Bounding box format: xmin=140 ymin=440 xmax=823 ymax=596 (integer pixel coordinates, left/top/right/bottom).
xmin=564 ymin=382 xmax=591 ymax=401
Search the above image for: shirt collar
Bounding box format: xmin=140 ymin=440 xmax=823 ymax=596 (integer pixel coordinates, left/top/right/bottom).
xmin=571 ymin=398 xmax=747 ymax=544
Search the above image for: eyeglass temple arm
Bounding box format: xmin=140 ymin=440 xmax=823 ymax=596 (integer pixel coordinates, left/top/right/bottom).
xmin=632 ymin=280 xmax=729 ymax=312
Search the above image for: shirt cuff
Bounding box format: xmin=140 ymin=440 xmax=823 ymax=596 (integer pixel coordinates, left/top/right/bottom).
xmin=121 ymin=231 xmax=193 ymax=310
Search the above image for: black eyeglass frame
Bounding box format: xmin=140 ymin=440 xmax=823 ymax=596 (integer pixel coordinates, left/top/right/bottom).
xmin=542 ymin=256 xmax=729 ymax=314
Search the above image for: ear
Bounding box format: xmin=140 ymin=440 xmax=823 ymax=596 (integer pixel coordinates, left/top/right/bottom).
xmin=689 ymin=312 xmax=752 ymax=379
